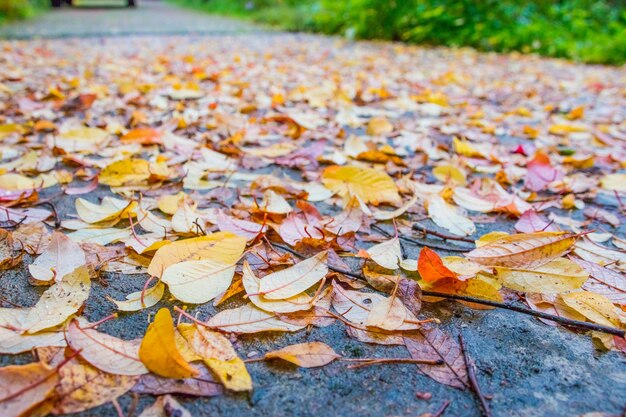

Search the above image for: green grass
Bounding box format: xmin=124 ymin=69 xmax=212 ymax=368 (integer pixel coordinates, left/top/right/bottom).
xmin=169 ymin=0 xmax=626 ymax=65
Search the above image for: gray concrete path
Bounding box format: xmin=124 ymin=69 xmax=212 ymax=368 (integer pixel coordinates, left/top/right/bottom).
xmin=0 ymin=0 xmax=259 ymax=39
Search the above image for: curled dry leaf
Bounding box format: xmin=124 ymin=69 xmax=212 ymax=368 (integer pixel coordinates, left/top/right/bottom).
xmin=65 ymin=319 xmax=148 ymax=376
xmin=28 ymin=231 xmax=86 ymax=283
xmin=258 ymin=251 xmax=328 ymax=300
xmin=263 ymin=341 xmax=340 ymax=368
xmin=466 ymin=231 xmax=578 ymax=269
xmin=138 ymin=308 xmax=199 ymax=379
xmin=0 ymin=361 xmax=58 ymax=417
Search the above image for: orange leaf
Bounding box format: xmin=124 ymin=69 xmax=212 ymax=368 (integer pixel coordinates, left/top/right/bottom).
xmin=418 ymin=247 xmax=457 ymax=283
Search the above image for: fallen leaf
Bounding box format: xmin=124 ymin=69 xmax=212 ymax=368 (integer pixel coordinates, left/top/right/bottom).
xmin=65 ymin=319 xmax=148 ymax=376
xmin=28 ymin=231 xmax=86 ymax=283
xmin=138 ymin=308 xmax=199 ymax=379
xmin=418 ymin=247 xmax=457 ymax=283
xmin=466 ymin=231 xmax=577 ymax=269
xmin=495 ymin=258 xmax=588 ymax=294
xmin=404 ymin=328 xmax=468 ymax=390
xmin=264 ymin=342 xmax=340 ymax=367
xmin=258 ymin=251 xmax=328 ymax=300
xmin=0 ymin=361 xmax=58 ymax=417
xmin=321 ymin=165 xmax=401 ymax=205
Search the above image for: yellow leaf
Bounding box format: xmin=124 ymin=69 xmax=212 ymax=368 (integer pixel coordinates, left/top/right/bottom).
xmin=475 ymin=231 xmax=509 ymax=247
xmin=99 ymin=158 xmax=151 ymax=187
xmin=75 ymin=197 xmax=138 ymax=224
xmin=204 ymin=357 xmax=252 ymax=391
xmin=466 ymin=232 xmax=577 ymax=269
xmin=321 ymin=165 xmax=401 ymax=206
xmin=366 ymin=117 xmax=394 ymax=136
xmin=561 ymin=291 xmax=620 ymax=327
xmin=52 ymin=127 xmax=110 ymax=152
xmin=0 ymin=173 xmax=57 ymax=191
xmin=548 ymin=124 xmax=587 ymax=136
xmin=138 ymin=308 xmax=199 ymax=379
xmin=147 ymin=232 xmax=246 ymax=278
xmin=258 ymin=251 xmax=328 ymax=300
xmin=453 ymin=137 xmax=483 ymax=158
xmin=263 ymin=342 xmax=340 ymax=368
xmin=157 ymin=191 xmax=188 ymax=215
xmin=433 ymin=165 xmax=467 ymax=186
xmin=495 ymin=258 xmax=588 ymax=294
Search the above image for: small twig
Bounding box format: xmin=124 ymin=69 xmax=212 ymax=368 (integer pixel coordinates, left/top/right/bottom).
xmin=341 ymin=357 xmax=444 ymax=369
xmin=269 ymin=242 xmax=625 ymax=337
xmin=111 ymin=398 xmax=125 ymax=417
xmin=412 ymin=223 xmax=475 ymax=243
xmin=371 ymin=224 xmax=472 ymax=253
xmin=433 ymin=400 xmax=451 ymax=417
xmin=459 ymin=334 xmax=492 ymax=417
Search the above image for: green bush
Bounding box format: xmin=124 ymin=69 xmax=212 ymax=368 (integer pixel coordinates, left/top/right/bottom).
xmin=170 ymin=0 xmax=626 ymax=65
xmin=0 ymin=0 xmax=47 ymax=22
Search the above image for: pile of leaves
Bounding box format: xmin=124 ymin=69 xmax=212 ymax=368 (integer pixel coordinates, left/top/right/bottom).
xmin=0 ymin=35 xmax=625 ymax=416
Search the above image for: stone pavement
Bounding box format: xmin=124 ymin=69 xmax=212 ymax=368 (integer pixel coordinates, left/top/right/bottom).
xmin=0 ymin=0 xmax=258 ymax=39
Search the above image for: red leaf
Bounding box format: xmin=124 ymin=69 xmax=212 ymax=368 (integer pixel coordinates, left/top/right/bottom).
xmin=418 ymin=247 xmax=457 ymax=283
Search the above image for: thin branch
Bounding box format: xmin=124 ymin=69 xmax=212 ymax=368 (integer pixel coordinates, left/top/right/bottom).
xmin=459 ymin=334 xmax=492 ymax=417
xmin=371 ymin=224 xmax=472 ymax=253
xmin=433 ymin=400 xmax=451 ymax=417
xmin=341 ymin=357 xmax=444 ymax=369
xmin=269 ymin=242 xmax=626 ymax=337
xmin=428 ymin=291 xmax=624 ymax=337
xmin=412 ymin=223 xmax=475 ymax=243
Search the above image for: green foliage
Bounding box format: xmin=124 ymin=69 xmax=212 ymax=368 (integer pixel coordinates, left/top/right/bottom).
xmin=0 ymin=0 xmax=47 ymax=23
xmin=171 ymin=0 xmax=626 ymax=65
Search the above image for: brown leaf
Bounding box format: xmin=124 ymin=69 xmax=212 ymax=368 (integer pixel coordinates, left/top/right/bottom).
xmin=0 ymin=361 xmax=58 ymax=417
xmin=404 ymin=328 xmax=469 ymax=390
